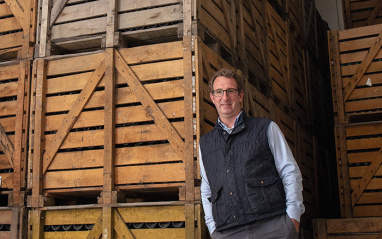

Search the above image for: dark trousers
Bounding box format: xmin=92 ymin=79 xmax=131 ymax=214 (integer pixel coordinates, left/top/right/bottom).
xmin=213 ymin=214 xmax=298 ymax=239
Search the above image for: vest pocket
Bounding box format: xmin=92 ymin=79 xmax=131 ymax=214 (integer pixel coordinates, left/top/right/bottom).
xmin=245 ymin=176 xmax=285 ymax=213
xmin=209 ymin=185 xmax=226 ymax=227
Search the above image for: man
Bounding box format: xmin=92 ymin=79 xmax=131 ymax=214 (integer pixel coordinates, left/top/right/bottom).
xmin=199 ymin=68 xmax=304 ymax=239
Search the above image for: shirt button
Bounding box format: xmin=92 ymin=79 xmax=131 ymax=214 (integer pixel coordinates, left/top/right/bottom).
xmin=261 ymin=181 xmax=264 ymax=184
xmin=230 ymin=192 xmax=233 ymax=195
xmin=233 ymin=215 xmax=236 ymax=218
xmin=226 ymin=169 xmax=229 ymax=173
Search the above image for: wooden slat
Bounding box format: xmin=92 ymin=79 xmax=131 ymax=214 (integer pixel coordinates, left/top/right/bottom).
xmin=118 ymin=205 xmax=185 ymax=222
xmin=43 ymin=122 xmax=185 ymax=150
xmin=43 ymin=163 xmax=185 ymax=189
xmin=42 ymin=58 xmax=106 ymax=174
xmin=3 ymin=0 xmax=26 ymax=30
xmin=343 ymin=31 xmax=382 ymax=101
xmin=0 ymin=32 xmax=23 ymax=50
xmin=115 ymin=49 xmax=185 ymax=162
xmin=44 ymin=208 xmax=101 ymax=224
xmin=0 ymin=122 xmax=14 ymax=168
xmin=44 ymin=100 xmax=184 ymax=131
xmin=48 ymin=144 xmax=178 ymax=170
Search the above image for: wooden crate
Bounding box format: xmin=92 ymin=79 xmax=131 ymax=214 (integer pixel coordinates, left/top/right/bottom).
xmin=36 ymin=0 xmax=238 ymax=60
xmin=342 ymin=0 xmax=382 ymax=29
xmin=0 ymin=207 xmax=28 ymax=239
xmin=36 ymin=0 xmax=184 ymax=56
xmin=29 ymin=204 xmax=207 ymax=239
xmin=334 ymin=121 xmax=382 ymax=218
xmin=267 ymin=2 xmax=290 ymax=108
xmin=236 ymin=0 xmax=269 ymax=86
xmin=196 ymin=0 xmax=237 ymax=65
xmin=314 ymin=217 xmax=382 ymax=239
xmin=0 ymin=0 xmax=37 ymax=61
xmin=328 ymin=24 xmax=382 ymax=125
xmin=30 ymin=40 xmax=198 ymax=205
xmin=0 ymin=60 xmax=31 ymax=207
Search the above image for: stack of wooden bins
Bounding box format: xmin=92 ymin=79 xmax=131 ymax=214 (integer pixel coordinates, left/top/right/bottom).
xmin=342 ymin=0 xmax=382 ymax=29
xmin=25 ymin=0 xmax=335 ymax=238
xmin=0 ymin=60 xmax=31 ymax=239
xmin=0 ymin=0 xmax=36 ymax=237
xmin=317 ymin=22 xmax=382 ymax=238
xmin=0 ymin=0 xmax=37 ymax=61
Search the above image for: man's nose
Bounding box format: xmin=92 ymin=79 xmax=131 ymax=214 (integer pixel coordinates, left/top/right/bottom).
xmin=221 ymin=91 xmax=229 ymax=100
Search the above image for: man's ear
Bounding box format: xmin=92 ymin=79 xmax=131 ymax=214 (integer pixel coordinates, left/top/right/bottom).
xmin=210 ymin=93 xmax=214 ymax=103
xmin=239 ymin=91 xmax=244 ymax=102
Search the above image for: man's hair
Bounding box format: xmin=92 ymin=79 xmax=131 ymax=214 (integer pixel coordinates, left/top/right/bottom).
xmin=209 ymin=68 xmax=244 ymax=93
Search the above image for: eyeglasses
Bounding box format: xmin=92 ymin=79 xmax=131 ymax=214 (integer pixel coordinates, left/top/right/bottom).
xmin=212 ymin=88 xmax=238 ymax=97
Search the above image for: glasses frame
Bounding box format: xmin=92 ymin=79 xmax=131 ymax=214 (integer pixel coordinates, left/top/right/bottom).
xmin=212 ymin=88 xmax=239 ymax=97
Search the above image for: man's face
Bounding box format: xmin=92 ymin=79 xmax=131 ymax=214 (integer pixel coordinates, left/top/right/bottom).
xmin=210 ymin=76 xmax=243 ymax=119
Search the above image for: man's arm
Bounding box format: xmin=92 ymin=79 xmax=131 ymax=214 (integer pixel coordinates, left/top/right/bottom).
xmin=199 ymin=146 xmax=216 ymax=235
xmin=267 ymin=122 xmax=305 ymax=232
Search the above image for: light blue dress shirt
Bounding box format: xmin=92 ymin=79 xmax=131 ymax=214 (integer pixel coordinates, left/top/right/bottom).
xmin=199 ymin=112 xmax=305 ymax=235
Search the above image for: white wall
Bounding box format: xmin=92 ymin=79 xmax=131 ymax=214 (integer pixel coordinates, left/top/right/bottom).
xmin=316 ymin=0 xmax=345 ymax=30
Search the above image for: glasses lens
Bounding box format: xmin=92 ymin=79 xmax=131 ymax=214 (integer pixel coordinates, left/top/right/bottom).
xmin=214 ymin=89 xmax=223 ymax=97
xmin=227 ymin=88 xmax=237 ymax=96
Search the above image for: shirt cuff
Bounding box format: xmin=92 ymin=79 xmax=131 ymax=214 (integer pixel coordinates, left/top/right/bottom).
xmin=286 ymin=205 xmax=303 ymax=223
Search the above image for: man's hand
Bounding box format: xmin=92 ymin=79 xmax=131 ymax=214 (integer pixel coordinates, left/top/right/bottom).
xmin=291 ymin=218 xmax=299 ymax=233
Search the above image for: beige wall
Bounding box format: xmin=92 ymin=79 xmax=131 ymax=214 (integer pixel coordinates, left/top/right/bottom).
xmin=316 ymin=0 xmax=344 ymax=30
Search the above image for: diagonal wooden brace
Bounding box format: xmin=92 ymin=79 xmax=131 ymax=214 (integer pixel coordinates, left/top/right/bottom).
xmin=220 ymin=0 xmax=235 ymax=50
xmin=366 ymin=0 xmax=382 ymax=26
xmin=114 ymin=49 xmax=185 ymax=161
xmin=86 ymin=212 xmax=103 ymax=239
xmin=0 ymin=122 xmax=14 ymax=168
xmin=351 ymin=142 xmax=382 ymax=207
xmin=114 ymin=208 xmax=136 ymax=239
xmin=344 ymin=31 xmax=382 ymax=101
xmin=50 ymin=0 xmax=69 ymax=27
xmin=4 ymin=0 xmax=28 ymax=30
xmin=42 ymin=59 xmax=106 ymax=174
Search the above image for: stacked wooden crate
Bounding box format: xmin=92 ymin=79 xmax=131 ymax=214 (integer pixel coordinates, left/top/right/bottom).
xmin=0 ymin=0 xmax=37 ymax=61
xmin=13 ymin=0 xmax=334 ymax=238
xmin=0 ymin=0 xmax=36 ymax=233
xmin=316 ymin=19 xmax=382 ymax=238
xmin=0 ymin=60 xmax=31 ymax=237
xmin=342 ymin=0 xmax=382 ymax=29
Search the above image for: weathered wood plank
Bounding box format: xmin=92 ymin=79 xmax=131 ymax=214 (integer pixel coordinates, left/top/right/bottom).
xmin=43 ymin=121 xmax=184 ymax=150
xmin=44 ymin=80 xmax=184 ymax=113
xmin=44 ymin=208 xmax=101 ymax=224
xmin=118 ymin=205 xmax=185 ymax=222
xmin=48 ymin=143 xmax=178 ymax=170
xmin=44 ymin=100 xmax=184 ymax=131
xmin=43 ymin=163 xmax=185 ymax=188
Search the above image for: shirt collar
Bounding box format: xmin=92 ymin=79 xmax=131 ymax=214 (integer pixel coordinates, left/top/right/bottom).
xmin=218 ymin=110 xmax=243 ymax=134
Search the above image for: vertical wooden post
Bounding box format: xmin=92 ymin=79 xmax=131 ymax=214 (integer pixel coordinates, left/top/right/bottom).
xmin=13 ymin=61 xmax=29 ymax=207
xmin=10 ymin=208 xmax=19 ymax=239
xmin=328 ymin=30 xmax=352 ymax=218
xmin=106 ymin=0 xmax=117 ymax=47
xmin=30 ymin=209 xmax=43 ymax=239
xmin=103 ymin=48 xmax=116 ymax=239
xmin=38 ymin=0 xmax=51 ymax=57
xmin=32 ymin=60 xmax=46 ymax=209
